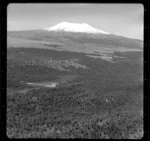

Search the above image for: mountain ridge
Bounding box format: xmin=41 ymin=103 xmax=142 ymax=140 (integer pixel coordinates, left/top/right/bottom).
xmin=7 ymin=29 xmax=143 ymax=49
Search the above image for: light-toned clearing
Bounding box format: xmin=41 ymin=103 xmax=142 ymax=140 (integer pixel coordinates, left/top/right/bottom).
xmin=22 ymin=58 xmax=88 ymax=71
xmin=26 ymin=82 xmax=58 ymax=88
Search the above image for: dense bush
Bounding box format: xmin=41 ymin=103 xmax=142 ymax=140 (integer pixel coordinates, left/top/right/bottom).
xmin=7 ymin=84 xmax=143 ymax=139
xmin=7 ymin=48 xmax=143 ymax=139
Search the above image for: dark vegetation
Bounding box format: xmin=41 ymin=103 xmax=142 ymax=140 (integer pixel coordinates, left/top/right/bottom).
xmin=7 ymin=47 xmax=143 ymax=139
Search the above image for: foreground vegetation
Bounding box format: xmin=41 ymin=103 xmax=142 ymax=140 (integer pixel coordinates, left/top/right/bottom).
xmin=7 ymin=48 xmax=143 ymax=139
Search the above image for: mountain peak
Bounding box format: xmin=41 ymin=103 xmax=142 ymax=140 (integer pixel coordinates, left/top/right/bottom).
xmin=44 ymin=22 xmax=110 ymax=34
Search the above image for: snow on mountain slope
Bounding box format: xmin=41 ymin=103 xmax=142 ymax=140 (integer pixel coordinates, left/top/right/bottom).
xmin=44 ymin=22 xmax=110 ymax=34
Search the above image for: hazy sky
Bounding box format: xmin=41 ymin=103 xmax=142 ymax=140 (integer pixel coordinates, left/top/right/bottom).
xmin=7 ymin=3 xmax=143 ymax=40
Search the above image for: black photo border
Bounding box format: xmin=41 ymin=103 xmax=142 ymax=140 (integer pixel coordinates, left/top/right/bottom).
xmin=0 ymin=0 xmax=149 ymax=140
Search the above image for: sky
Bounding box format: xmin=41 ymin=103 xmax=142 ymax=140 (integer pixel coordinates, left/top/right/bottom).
xmin=7 ymin=3 xmax=143 ymax=40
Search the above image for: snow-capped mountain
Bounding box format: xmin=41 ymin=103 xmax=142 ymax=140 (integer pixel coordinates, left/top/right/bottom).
xmin=44 ymin=22 xmax=110 ymax=34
